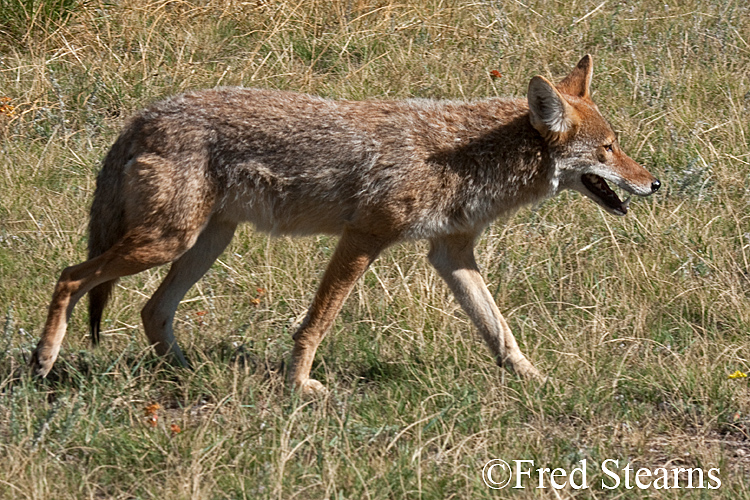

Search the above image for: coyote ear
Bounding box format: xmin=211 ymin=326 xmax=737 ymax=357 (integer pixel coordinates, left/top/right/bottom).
xmin=528 ymin=75 xmax=577 ymax=140
xmin=556 ymin=54 xmax=593 ymax=99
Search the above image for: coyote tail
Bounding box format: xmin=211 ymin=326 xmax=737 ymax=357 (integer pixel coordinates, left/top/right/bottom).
xmin=87 ymin=132 xmax=130 ymax=345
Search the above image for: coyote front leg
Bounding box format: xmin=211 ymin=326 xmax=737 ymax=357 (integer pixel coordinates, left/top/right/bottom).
xmin=428 ymin=234 xmax=542 ymax=380
xmin=289 ymin=228 xmax=389 ymax=396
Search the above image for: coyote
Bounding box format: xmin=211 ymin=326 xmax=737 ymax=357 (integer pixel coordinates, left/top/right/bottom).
xmin=31 ymin=55 xmax=660 ymax=394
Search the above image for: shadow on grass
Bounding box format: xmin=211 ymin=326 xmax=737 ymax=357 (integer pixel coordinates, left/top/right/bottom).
xmin=0 ymin=339 xmax=288 ymax=402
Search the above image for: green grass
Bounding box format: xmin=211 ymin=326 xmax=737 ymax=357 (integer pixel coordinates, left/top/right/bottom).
xmin=2 ymin=0 xmax=750 ymax=498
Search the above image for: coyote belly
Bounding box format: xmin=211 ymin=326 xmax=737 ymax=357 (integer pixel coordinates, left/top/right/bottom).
xmin=31 ymin=55 xmax=660 ymax=394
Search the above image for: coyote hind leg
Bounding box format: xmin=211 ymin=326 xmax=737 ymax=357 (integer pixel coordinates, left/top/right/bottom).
xmin=31 ymin=233 xmax=197 ymax=377
xmin=428 ymin=234 xmax=542 ymax=380
xmin=140 ymin=217 xmax=237 ymax=367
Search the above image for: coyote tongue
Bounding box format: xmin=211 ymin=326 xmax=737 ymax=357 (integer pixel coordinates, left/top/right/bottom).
xmin=581 ymin=173 xmax=629 ymax=214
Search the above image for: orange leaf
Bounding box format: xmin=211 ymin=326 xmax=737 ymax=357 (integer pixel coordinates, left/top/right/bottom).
xmin=170 ymin=423 xmax=182 ymax=434
xmin=0 ymin=97 xmax=15 ymax=117
xmin=145 ymin=403 xmax=161 ymax=416
xmin=490 ymin=70 xmax=502 ymax=79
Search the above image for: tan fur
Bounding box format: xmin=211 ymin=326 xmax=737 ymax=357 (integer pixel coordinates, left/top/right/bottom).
xmin=31 ymin=55 xmax=660 ymax=394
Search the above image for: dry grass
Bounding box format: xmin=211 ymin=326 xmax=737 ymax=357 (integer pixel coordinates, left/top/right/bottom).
xmin=1 ymin=0 xmax=750 ymax=498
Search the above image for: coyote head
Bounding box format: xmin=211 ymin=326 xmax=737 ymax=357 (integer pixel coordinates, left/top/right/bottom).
xmin=527 ymin=55 xmax=661 ymax=216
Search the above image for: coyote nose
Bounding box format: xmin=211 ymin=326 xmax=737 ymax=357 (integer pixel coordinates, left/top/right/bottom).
xmin=651 ymin=179 xmax=661 ymax=192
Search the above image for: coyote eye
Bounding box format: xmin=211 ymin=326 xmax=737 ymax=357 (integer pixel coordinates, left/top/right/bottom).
xmin=603 ymin=143 xmax=614 ymax=153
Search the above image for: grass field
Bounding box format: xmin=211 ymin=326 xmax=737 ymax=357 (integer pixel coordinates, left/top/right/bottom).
xmin=1 ymin=0 xmax=750 ymax=498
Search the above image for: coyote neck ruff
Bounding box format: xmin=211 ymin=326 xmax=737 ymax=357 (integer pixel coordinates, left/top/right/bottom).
xmin=31 ymin=55 xmax=660 ymax=396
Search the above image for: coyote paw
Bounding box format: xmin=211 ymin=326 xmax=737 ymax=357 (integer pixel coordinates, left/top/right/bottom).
xmin=29 ymin=345 xmax=58 ymax=378
xmin=502 ymin=356 xmax=545 ymax=382
xmin=295 ymin=378 xmax=328 ymax=398
xmin=516 ymin=363 xmax=546 ymax=382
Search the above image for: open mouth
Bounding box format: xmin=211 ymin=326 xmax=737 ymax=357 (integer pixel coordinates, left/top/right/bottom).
xmin=581 ymin=173 xmax=630 ymax=216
